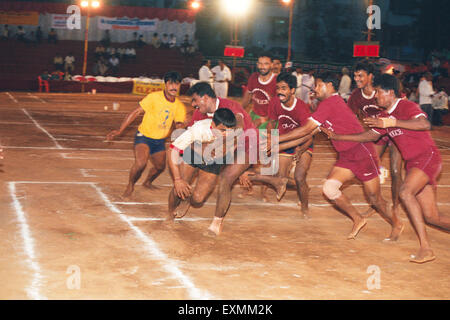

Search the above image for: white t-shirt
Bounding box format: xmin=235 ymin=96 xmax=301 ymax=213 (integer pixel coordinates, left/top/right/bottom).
xmin=65 ymin=56 xmax=75 ymax=65
xmin=418 ymin=80 xmax=435 ymax=105
xmin=171 ymin=119 xmax=215 ymax=152
xmin=199 ymin=65 xmax=213 ymax=83
xmin=338 ymin=74 xmax=352 ymax=95
xmin=211 ymin=65 xmax=231 ymax=82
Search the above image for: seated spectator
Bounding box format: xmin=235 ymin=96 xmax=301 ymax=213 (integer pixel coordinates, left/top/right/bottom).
xmin=63 ymin=71 xmax=72 ymax=81
xmin=16 ymin=26 xmax=26 ymax=42
xmin=53 ymin=53 xmax=64 ymax=71
xmin=432 ymin=87 xmax=449 ymax=126
xmin=64 ymin=52 xmax=75 ymax=73
xmin=161 ymin=33 xmax=169 ymax=48
xmin=137 ymin=34 xmax=146 ymax=48
xmin=125 ymin=47 xmax=136 ymax=60
xmin=48 ymin=28 xmax=58 ymax=44
xmin=95 ymin=44 xmax=105 ymax=58
xmin=180 ymin=35 xmax=195 ymax=56
xmin=1 ymin=24 xmax=10 ymax=40
xmin=50 ymin=70 xmax=64 ymax=80
xmin=118 ymin=47 xmax=126 ymax=60
xmin=169 ymin=34 xmax=177 ymax=48
xmin=109 ymin=55 xmax=120 ymax=76
xmin=35 ymin=26 xmax=42 ymax=43
xmin=40 ymin=70 xmax=50 ymax=80
xmin=151 ymin=33 xmax=160 ymax=48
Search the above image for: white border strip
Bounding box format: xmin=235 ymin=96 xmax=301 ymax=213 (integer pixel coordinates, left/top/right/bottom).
xmin=8 ymin=182 xmax=47 ymax=300
xmin=91 ymin=184 xmax=214 ymax=300
xmin=5 ymin=92 xmax=18 ymax=103
xmin=22 ymin=108 xmax=63 ymax=149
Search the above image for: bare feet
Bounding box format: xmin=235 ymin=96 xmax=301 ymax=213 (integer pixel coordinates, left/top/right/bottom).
xmin=142 ymin=181 xmax=160 ymax=190
xmin=347 ymin=217 xmax=367 ymax=240
xmin=409 ymin=248 xmax=436 ymax=264
xmin=174 ymin=200 xmax=191 ymax=219
xmin=205 ymin=217 xmax=224 ymax=237
xmin=121 ymin=185 xmax=134 ymax=200
xmin=276 ymin=177 xmax=289 ymax=201
xmin=383 ymin=223 xmax=404 ymax=242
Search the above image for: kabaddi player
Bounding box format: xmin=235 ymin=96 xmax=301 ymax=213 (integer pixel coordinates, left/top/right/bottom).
xmin=241 ymin=72 xmax=313 ymax=218
xmin=106 ymin=71 xmax=186 ymax=198
xmin=348 ymin=61 xmax=403 ymax=226
xmin=274 ymin=72 xmax=402 ymax=240
xmin=272 ymin=57 xmax=283 ymax=75
xmin=323 ymin=74 xmax=450 ymax=263
xmin=182 ymin=82 xmax=285 ymax=236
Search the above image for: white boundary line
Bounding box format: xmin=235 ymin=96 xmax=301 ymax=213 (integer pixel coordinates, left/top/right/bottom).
xmin=27 ymin=93 xmax=46 ymax=104
xmin=8 ymin=182 xmax=47 ymax=300
xmin=22 ymin=108 xmax=63 ymax=149
xmin=5 ymin=92 xmax=18 ymax=103
xmin=91 ymin=184 xmax=214 ymax=299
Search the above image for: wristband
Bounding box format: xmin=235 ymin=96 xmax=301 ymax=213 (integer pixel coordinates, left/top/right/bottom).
xmin=381 ymin=117 xmax=397 ymax=128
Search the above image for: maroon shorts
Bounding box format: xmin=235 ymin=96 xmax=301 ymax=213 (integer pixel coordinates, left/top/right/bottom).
xmin=335 ymin=143 xmax=380 ymax=182
xmin=374 ymin=135 xmax=391 ymax=147
xmin=405 ymin=146 xmax=442 ymax=186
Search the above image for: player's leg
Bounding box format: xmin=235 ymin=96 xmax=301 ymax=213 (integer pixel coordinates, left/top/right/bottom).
xmin=362 ymin=175 xmax=404 ymax=241
xmin=123 ymin=143 xmax=150 ymax=198
xmin=398 ymin=168 xmax=435 ymax=263
xmin=143 ymin=149 xmax=166 ymax=189
xmin=190 ymin=170 xmax=220 ymax=207
xmin=294 ymin=151 xmax=312 ymax=219
xmin=208 ymin=162 xmax=251 ymax=236
xmin=324 ymin=166 xmax=367 ymax=239
xmin=388 ymin=142 xmax=403 ymax=221
xmin=168 ymin=161 xmax=197 ymax=219
xmin=417 ymin=185 xmax=450 ymax=231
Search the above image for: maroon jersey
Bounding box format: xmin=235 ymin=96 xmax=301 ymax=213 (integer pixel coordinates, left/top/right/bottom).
xmin=347 ymin=88 xmax=381 ymax=117
xmin=246 ymin=72 xmax=277 ymax=117
xmin=268 ymin=97 xmax=311 ymax=135
xmin=311 ymin=94 xmax=370 ymax=154
xmin=190 ymin=97 xmax=255 ymax=131
xmin=371 ymin=99 xmax=438 ymax=160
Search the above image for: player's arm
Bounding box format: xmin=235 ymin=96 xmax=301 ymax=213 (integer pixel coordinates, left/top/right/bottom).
xmin=278 ymin=133 xmax=314 ymax=152
xmin=363 ymin=116 xmax=430 ymax=131
xmin=321 ymin=126 xmax=380 ymax=143
xmin=106 ymin=106 xmax=144 ymax=141
xmin=241 ymin=89 xmax=253 ymax=110
xmin=278 ymin=119 xmax=318 ymax=143
xmin=168 ymin=130 xmax=194 ymax=199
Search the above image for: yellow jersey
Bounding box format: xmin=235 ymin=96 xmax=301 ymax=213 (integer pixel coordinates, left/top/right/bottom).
xmin=138 ymin=90 xmax=186 ymax=139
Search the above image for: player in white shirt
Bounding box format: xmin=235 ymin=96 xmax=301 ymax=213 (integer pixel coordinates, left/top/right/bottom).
xmin=211 ymin=60 xmax=232 ymax=98
xmin=198 ymin=60 xmax=214 ymax=86
xmin=167 ymin=108 xmax=237 ymax=219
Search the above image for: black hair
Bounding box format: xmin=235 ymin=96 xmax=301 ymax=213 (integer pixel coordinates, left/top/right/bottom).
xmin=187 ymin=81 xmax=216 ymax=98
xmin=353 ymin=60 xmax=375 ymax=75
xmin=163 ymin=71 xmax=182 ymax=84
xmin=257 ymin=52 xmax=273 ymax=61
xmin=212 ymin=108 xmax=236 ymax=128
xmin=316 ymin=71 xmax=339 ymax=91
xmin=276 ymin=72 xmax=297 ymax=90
xmin=373 ymin=73 xmax=400 ymax=97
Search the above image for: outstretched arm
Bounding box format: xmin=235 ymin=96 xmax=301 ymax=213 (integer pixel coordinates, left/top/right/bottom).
xmin=278 ymin=119 xmax=318 ymax=143
xmin=321 ymin=126 xmax=380 ymax=143
xmin=106 ymin=106 xmax=144 ymax=140
xmin=363 ymin=116 xmax=430 ymax=131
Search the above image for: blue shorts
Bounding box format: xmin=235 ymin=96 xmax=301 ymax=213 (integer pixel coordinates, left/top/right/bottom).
xmin=134 ymin=131 xmax=166 ymax=155
xmin=281 ymin=143 xmax=314 ymax=156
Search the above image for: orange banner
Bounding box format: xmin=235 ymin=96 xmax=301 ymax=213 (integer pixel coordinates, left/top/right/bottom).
xmin=0 ymin=11 xmax=39 ymax=25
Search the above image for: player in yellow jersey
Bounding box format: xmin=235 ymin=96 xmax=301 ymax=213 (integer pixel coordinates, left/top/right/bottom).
xmin=106 ymin=71 xmax=186 ymax=198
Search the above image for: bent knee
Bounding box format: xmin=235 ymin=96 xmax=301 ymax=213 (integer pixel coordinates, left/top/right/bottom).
xmin=190 ymin=193 xmax=207 ymax=207
xmin=322 ymin=179 xmax=342 ymax=200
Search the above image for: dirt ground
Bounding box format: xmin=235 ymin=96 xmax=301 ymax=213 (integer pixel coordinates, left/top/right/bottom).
xmin=0 ymin=91 xmax=449 ymax=300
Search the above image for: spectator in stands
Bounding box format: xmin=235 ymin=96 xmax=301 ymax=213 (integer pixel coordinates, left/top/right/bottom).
xmin=161 ymin=34 xmax=169 ymax=48
xmin=151 ymin=33 xmax=160 ymax=48
xmin=109 ymin=55 xmax=120 ymax=76
xmin=93 ymin=57 xmax=108 ymax=76
xmin=137 ymin=34 xmax=146 ymax=48
xmin=101 ymin=30 xmax=111 ymax=47
xmin=198 ymin=59 xmax=213 ymax=86
xmin=125 ymin=47 xmax=136 ymax=60
xmin=1 ymin=24 xmax=10 ymax=40
xmin=338 ymin=67 xmax=352 ymax=101
xmin=35 ymin=26 xmax=42 ymax=43
xmin=117 ymin=47 xmax=125 ymax=60
xmin=95 ymin=44 xmax=105 ymax=58
xmin=64 ymin=71 xmax=72 ymax=81
xmin=50 ymin=70 xmax=64 ymax=80
xmin=408 ymin=87 xmax=419 ymax=103
xmin=432 ymin=87 xmax=449 ymax=126
xmin=40 ymin=70 xmax=50 ymax=81
xmin=53 ymin=53 xmax=64 ymax=72
xmin=418 ymin=72 xmax=435 ymax=125
xmin=48 ymin=28 xmax=58 ymax=44
xmin=16 ymin=26 xmax=26 ymax=42
xmin=64 ymin=52 xmax=76 ymax=74
xmin=169 ymin=34 xmax=177 ymax=48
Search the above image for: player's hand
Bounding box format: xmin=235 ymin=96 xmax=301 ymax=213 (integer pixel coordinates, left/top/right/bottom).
xmin=364 ymin=117 xmax=396 ymax=128
xmin=174 ymin=179 xmax=192 ymax=200
xmin=239 ymin=171 xmax=253 ymax=189
xmin=106 ymin=130 xmax=121 ymax=141
xmin=320 ymin=126 xmax=335 ymax=139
